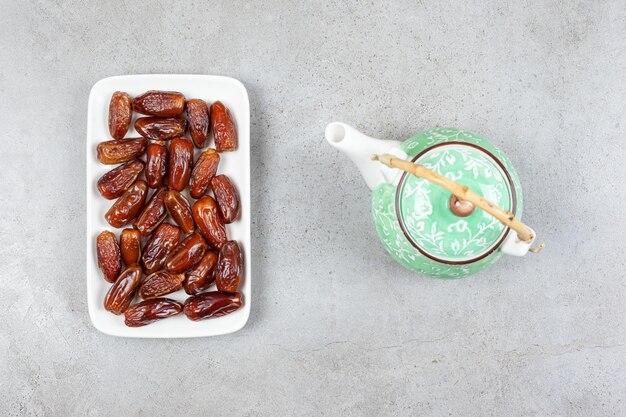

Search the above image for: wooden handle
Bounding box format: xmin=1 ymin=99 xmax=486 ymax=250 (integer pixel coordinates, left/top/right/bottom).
xmin=372 ymin=153 xmax=536 ymax=242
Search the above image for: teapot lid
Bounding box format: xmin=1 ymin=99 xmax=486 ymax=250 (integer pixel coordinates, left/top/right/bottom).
xmin=396 ymin=142 xmax=517 ymax=264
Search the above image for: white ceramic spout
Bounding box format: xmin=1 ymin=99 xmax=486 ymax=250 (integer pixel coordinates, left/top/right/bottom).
xmin=325 ymin=122 xmax=404 ymax=190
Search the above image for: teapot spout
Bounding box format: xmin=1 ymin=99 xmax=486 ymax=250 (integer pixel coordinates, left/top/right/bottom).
xmin=325 ymin=122 xmax=404 ymax=190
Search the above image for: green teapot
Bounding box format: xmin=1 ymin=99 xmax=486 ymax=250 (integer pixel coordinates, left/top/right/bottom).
xmin=325 ymin=123 xmax=543 ymax=278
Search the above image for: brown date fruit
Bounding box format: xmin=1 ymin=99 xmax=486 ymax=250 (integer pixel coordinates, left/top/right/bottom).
xmin=96 ymin=230 xmax=122 ymax=283
xmin=183 ymin=291 xmax=243 ymax=321
xmin=216 ymin=241 xmax=242 ymax=293
xmin=186 ymin=99 xmax=209 ymax=148
xmin=165 ymin=233 xmax=208 ymax=274
xmin=167 ymin=137 xmax=194 ymax=191
xmin=133 ymin=90 xmax=185 ymax=117
xmin=141 ymin=223 xmax=181 ymax=274
xmin=192 ymin=196 xmax=227 ymax=250
xmin=97 ymin=138 xmax=148 ymax=165
xmin=189 ymin=148 xmax=220 ymax=199
xmin=133 ymin=186 xmax=167 ymax=236
xmin=124 ymin=298 xmax=183 ymax=327
xmin=211 ymin=175 xmax=240 ymax=223
xmin=97 ymin=159 xmax=144 ymax=200
xmin=105 ymin=180 xmax=148 ymax=228
xmin=138 ymin=270 xmax=184 ymax=299
xmin=108 ymin=91 xmax=132 ymax=139
xmin=184 ymin=250 xmax=218 ymax=295
xmin=145 ymin=141 xmax=168 ymax=188
xmin=103 ymin=264 xmax=142 ymax=315
xmin=164 ymin=190 xmax=195 ymax=234
xmin=134 ymin=117 xmax=187 ymax=141
xmin=210 ymin=101 xmax=237 ymax=152
xmin=120 ymin=228 xmax=141 ymax=266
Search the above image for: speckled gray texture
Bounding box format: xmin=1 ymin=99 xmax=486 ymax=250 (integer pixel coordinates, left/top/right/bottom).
xmin=1 ymin=0 xmax=625 ymax=416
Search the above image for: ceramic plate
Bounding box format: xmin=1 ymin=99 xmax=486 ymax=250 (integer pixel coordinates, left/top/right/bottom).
xmin=86 ymin=74 xmax=251 ymax=337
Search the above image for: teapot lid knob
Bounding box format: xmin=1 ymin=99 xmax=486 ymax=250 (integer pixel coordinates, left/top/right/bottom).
xmin=449 ymin=195 xmax=475 ymax=217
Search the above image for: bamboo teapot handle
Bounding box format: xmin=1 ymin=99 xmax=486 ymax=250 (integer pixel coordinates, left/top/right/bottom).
xmin=371 ymin=153 xmax=544 ymax=254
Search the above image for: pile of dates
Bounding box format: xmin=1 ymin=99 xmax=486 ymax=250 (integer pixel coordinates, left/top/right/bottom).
xmin=96 ymin=90 xmax=243 ymax=327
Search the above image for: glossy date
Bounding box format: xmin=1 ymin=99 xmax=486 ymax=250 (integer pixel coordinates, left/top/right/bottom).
xmin=186 ymin=99 xmax=210 ymax=148
xmin=189 ymin=148 xmax=220 ymax=199
xmin=105 ymin=180 xmax=148 ymax=228
xmin=138 ymin=270 xmax=184 ymax=299
xmin=108 ymin=91 xmax=132 ymax=139
xmin=210 ymin=101 xmax=237 ymax=152
xmin=211 ymin=175 xmax=240 ymax=223
xmin=124 ymin=298 xmax=183 ymax=327
xmin=192 ymin=196 xmax=227 ymax=250
xmin=97 ymin=138 xmax=147 ymax=165
xmin=133 ymin=90 xmax=185 ymax=117
xmin=120 ymin=228 xmax=141 ymax=266
xmin=135 ymin=117 xmax=187 ymax=141
xmin=133 ymin=186 xmax=167 ymax=236
xmin=97 ymin=159 xmax=144 ymax=200
xmin=141 ymin=223 xmax=182 ymax=274
xmin=96 ymin=230 xmax=122 ymax=283
xmin=184 ymin=250 xmax=218 ymax=295
xmin=183 ymin=291 xmax=243 ymax=321
xmin=165 ymin=233 xmax=207 ymax=274
xmin=164 ymin=190 xmax=195 ymax=234
xmin=216 ymin=241 xmax=242 ymax=293
xmin=104 ymin=264 xmax=142 ymax=315
xmin=167 ymin=137 xmax=194 ymax=191
xmin=145 ymin=141 xmax=168 ymax=188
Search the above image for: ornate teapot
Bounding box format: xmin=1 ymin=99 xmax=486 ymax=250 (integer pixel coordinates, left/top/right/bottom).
xmin=325 ymin=123 xmax=543 ymax=278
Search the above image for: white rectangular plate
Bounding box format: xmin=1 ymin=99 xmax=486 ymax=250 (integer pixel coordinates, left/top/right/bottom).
xmin=86 ymin=74 xmax=250 ymax=337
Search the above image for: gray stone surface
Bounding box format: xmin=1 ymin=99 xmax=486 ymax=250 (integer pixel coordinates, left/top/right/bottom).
xmin=1 ymin=0 xmax=625 ymax=416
